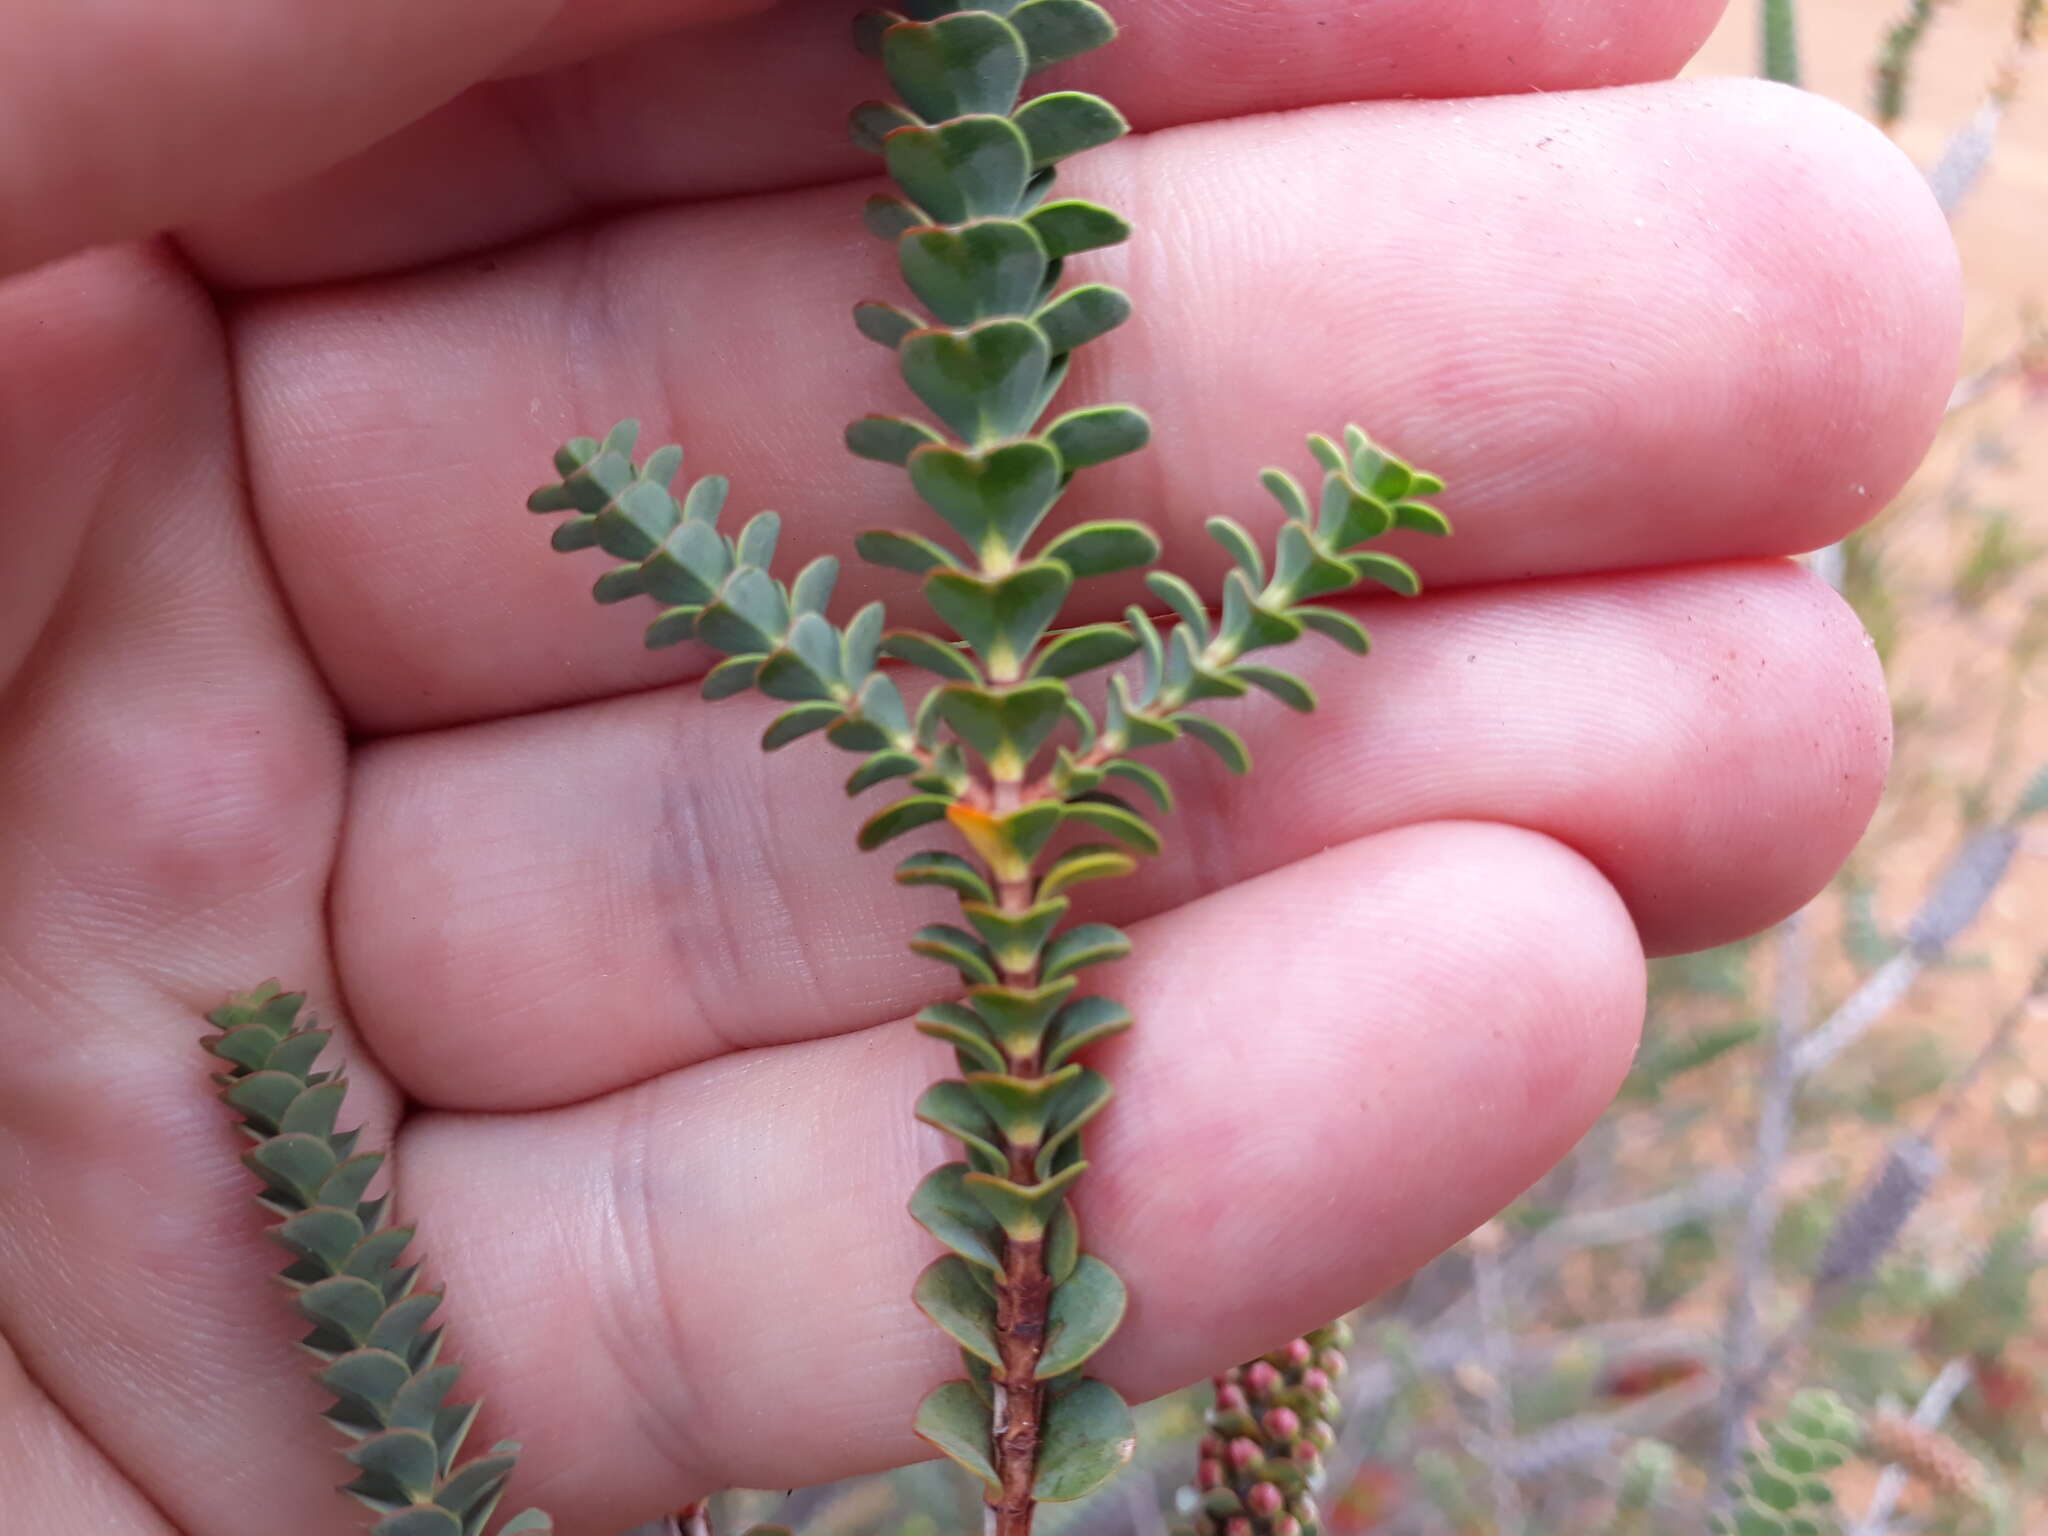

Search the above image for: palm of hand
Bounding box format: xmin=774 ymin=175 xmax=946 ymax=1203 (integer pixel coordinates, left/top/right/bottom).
xmin=0 ymin=2 xmax=1955 ymax=1533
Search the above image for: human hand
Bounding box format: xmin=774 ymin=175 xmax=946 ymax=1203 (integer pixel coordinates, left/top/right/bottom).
xmin=0 ymin=2 xmax=1958 ymax=1532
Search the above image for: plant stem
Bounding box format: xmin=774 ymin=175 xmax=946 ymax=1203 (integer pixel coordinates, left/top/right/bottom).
xmin=992 ymin=1238 xmax=1052 ymax=1536
xmin=1712 ymin=912 xmax=1810 ymax=1497
xmin=1762 ymin=0 xmax=1803 ymax=86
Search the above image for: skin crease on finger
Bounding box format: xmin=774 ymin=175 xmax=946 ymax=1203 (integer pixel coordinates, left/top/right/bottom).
xmin=232 ymin=77 xmax=1960 ymax=735
xmin=181 ymin=0 xmax=1728 ymax=288
xmin=333 ymin=560 xmax=1888 ymax=1114
xmin=396 ymin=823 xmax=1648 ymax=1525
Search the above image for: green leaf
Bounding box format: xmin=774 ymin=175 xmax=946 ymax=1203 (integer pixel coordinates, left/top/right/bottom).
xmin=964 ymin=1064 xmax=1081 ymax=1148
xmin=857 ymin=532 xmax=959 ymax=581
xmin=1039 ymin=921 xmax=1132 ymax=981
xmin=961 ymin=1160 xmax=1087 ymax=1240
xmin=1035 ymin=284 xmax=1130 ymax=354
xmin=700 ymin=655 xmax=764 ymax=702
xmin=864 ymin=194 xmax=925 ymax=242
xmin=858 ymin=795 xmax=955 ymax=850
xmin=299 ymin=1276 xmax=388 ymax=1345
xmin=1034 ymin=1379 xmax=1136 ymax=1500
xmin=1010 ymin=0 xmax=1116 ymax=70
xmin=1035 ymin=1067 xmax=1112 ymax=1174
xmin=935 ymin=681 xmax=1071 ymax=777
xmin=914 ymin=1256 xmax=1004 ymax=1365
xmin=911 ymin=923 xmax=1001 ymax=985
xmin=1295 ymin=605 xmax=1371 ymax=655
xmin=909 ymin=440 xmax=1063 ymax=562
xmin=830 ymin=672 xmax=911 ymax=751
xmin=372 ymin=1508 xmax=463 ymax=1536
xmin=1012 ymin=91 xmax=1127 ymax=167
xmin=847 ymin=751 xmax=922 ymax=795
xmin=916 ymin=1001 xmax=1007 ymax=1074
xmin=321 ymin=1349 xmax=412 ymax=1421
xmin=1038 ymin=843 xmax=1137 ymax=898
xmin=1043 ymin=995 xmax=1132 ymax=1069
xmin=882 ymin=629 xmax=984 ymax=682
xmin=1174 ymin=713 xmax=1251 ymax=773
xmin=914 ymin=1381 xmax=1000 ymax=1489
xmin=1269 ymin=521 xmax=1355 ymax=604
xmin=1031 ymin=623 xmax=1140 ymax=679
xmin=918 ymin=1081 xmax=1008 ymax=1172
xmin=926 ymin=562 xmax=1073 ymax=678
xmin=434 ymin=1452 xmax=518 ymax=1517
xmin=1393 ymin=499 xmax=1453 ymax=536
xmin=850 ymin=99 xmax=920 ymax=154
xmin=1142 ymin=570 xmax=1210 ymax=644
xmin=1045 ymin=411 xmax=1150 ymax=481
xmin=1026 ymin=199 xmax=1130 ymax=258
xmin=1348 ymin=550 xmax=1422 ymax=596
xmin=346 ymin=1428 xmax=442 ymax=1502
xmin=901 ymin=321 xmax=1051 ymax=447
xmin=963 ymin=897 xmax=1072 ymax=973
xmin=1206 ymin=516 xmax=1265 ymax=584
xmin=968 ymin=980 xmax=1076 ymax=1057
xmin=1037 ymin=1256 xmax=1127 ymax=1377
xmin=497 ymin=1512 xmax=553 ymax=1534
xmin=911 ymin=1163 xmax=1009 ymax=1272
xmin=278 ymin=1207 xmax=367 ymax=1272
xmin=1234 ymin=664 xmax=1317 ymax=713
xmin=885 ymin=115 xmax=1033 ymax=225
xmin=696 ymin=566 xmax=790 ymax=656
xmin=898 ymin=850 xmax=997 ymax=903
xmin=900 ymin=220 xmax=1049 ymax=325
xmin=1041 ymin=519 xmax=1160 ymax=577
xmin=762 ymin=702 xmax=842 ymax=750
xmin=847 ymin=414 xmax=945 ymax=466
xmin=1063 ymin=801 xmax=1159 ymax=855
xmin=247 ymin=1133 xmax=337 ymax=1204
xmin=884 ymin=12 xmax=1029 ymax=121
xmin=853 ymin=300 xmax=921 ymax=348
xmin=1319 ymin=476 xmax=1394 ymax=550
xmin=1101 ymin=759 xmax=1171 ymax=811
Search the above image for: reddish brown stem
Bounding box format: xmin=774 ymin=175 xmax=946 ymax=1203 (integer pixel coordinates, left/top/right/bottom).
xmin=991 ymin=1238 xmax=1052 ymax=1536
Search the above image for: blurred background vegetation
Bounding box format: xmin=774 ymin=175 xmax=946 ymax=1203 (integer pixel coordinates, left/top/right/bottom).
xmin=671 ymin=4 xmax=2048 ymax=1533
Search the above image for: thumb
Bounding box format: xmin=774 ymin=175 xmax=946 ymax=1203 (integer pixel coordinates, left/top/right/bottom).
xmin=0 ymin=0 xmax=763 ymax=280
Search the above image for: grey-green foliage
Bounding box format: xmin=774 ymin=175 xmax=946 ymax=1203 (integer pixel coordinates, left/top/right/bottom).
xmin=1713 ymin=1389 xmax=1862 ymax=1536
xmin=520 ymin=0 xmax=1446 ymax=1518
xmin=204 ymin=984 xmax=552 ymax=1536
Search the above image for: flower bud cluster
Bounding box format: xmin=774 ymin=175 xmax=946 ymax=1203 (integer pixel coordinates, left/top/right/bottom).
xmin=1185 ymin=1322 xmax=1352 ymax=1536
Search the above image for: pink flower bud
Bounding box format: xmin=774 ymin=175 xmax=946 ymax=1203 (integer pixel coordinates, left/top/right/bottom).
xmin=1200 ymin=1435 xmax=1225 ymax=1460
xmin=1226 ymin=1518 xmax=1254 ymax=1536
xmin=1282 ymin=1338 xmax=1313 ymax=1369
xmin=1247 ymin=1484 xmax=1284 ymax=1519
xmin=1244 ymin=1361 xmax=1281 ymax=1397
xmin=1273 ymin=1517 xmax=1302 ymax=1536
xmin=1227 ymin=1437 xmax=1264 ymax=1473
xmin=1309 ymin=1421 xmax=1337 ymax=1450
xmin=1303 ymin=1368 xmax=1331 ymax=1395
xmin=1317 ymin=1348 xmax=1347 ymax=1378
xmin=1199 ymin=1459 xmax=1226 ymax=1491
xmin=1214 ymin=1383 xmax=1248 ymax=1414
xmin=1262 ymin=1407 xmax=1302 ymax=1441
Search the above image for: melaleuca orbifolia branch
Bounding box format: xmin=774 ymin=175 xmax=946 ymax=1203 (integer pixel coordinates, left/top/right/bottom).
xmin=518 ymin=4 xmax=1449 ymax=1531
xmin=203 ymin=984 xmax=553 ymax=1536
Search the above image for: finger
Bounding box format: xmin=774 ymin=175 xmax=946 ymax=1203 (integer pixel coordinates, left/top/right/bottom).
xmin=336 ymin=560 xmax=1881 ymax=1112
xmin=0 ymin=249 xmax=382 ymax=1536
xmin=399 ymin=823 xmax=1645 ymax=1527
xmin=238 ymin=78 xmax=1957 ymax=737
xmin=0 ymin=1335 xmax=179 ymax=1536
xmin=0 ymin=0 xmax=773 ymax=280
xmin=183 ymin=0 xmax=1726 ymax=289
